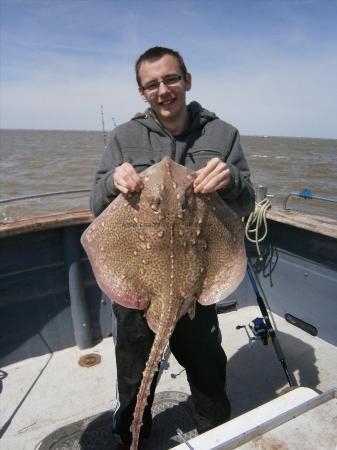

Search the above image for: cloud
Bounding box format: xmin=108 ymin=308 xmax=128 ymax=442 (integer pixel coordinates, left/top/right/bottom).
xmin=1 ymin=71 xmax=145 ymax=130
xmin=2 ymin=50 xmax=337 ymax=138
xmin=194 ymin=53 xmax=337 ymax=138
xmin=1 ymin=0 xmax=337 ymax=137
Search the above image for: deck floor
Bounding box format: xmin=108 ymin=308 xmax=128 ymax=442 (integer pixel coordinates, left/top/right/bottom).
xmin=1 ymin=306 xmax=336 ymax=450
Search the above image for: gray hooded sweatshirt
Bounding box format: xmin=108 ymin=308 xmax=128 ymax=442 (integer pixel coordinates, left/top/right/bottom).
xmin=90 ymin=102 xmax=255 ymax=217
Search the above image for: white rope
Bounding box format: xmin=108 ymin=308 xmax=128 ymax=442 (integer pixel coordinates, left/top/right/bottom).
xmin=245 ymin=197 xmax=271 ymax=258
xmin=245 ymin=197 xmax=279 ymax=333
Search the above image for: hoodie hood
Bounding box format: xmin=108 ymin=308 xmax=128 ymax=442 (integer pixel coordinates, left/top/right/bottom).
xmin=132 ymin=101 xmax=218 ymax=135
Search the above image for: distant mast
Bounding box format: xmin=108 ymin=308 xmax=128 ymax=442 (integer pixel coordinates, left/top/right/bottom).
xmin=100 ymin=105 xmax=107 ymax=149
xmin=101 ymin=106 xmax=117 ymax=149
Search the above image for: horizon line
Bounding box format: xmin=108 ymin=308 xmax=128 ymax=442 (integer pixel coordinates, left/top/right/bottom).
xmin=1 ymin=128 xmax=336 ymax=140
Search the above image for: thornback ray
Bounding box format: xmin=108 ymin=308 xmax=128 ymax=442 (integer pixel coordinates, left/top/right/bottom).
xmin=81 ymin=156 xmax=246 ymax=450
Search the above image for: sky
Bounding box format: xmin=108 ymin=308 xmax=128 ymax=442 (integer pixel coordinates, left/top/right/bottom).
xmin=1 ymin=0 xmax=337 ymax=138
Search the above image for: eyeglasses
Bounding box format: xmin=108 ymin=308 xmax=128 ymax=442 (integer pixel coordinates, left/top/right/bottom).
xmin=142 ymin=75 xmax=183 ymax=92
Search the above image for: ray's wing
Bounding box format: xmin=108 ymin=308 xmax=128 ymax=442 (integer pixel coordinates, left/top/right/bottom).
xmin=197 ymin=193 xmax=246 ymax=305
xmin=81 ymin=159 xmax=247 ymax=312
xmin=81 ymin=194 xmax=152 ymax=309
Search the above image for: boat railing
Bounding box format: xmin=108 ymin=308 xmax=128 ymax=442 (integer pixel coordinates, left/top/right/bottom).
xmin=1 ymin=187 xmax=336 ymax=224
xmin=283 ymin=188 xmax=337 ymax=211
xmin=0 ymin=189 xmax=91 ymax=205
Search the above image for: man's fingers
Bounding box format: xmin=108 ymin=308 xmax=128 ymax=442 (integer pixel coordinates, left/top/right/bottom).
xmin=196 ymin=171 xmax=230 ymax=193
xmin=119 ymin=164 xmax=142 ymax=187
xmin=113 ymin=162 xmax=144 ymax=193
xmin=114 ymin=181 xmax=129 ymax=194
xmin=194 ymin=158 xmax=221 ymax=187
xmin=194 ymin=160 xmax=230 ymax=193
xmin=123 ymin=163 xmax=143 ymax=185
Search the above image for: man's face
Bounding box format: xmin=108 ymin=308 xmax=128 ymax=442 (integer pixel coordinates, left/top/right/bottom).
xmin=138 ymin=54 xmax=191 ymax=124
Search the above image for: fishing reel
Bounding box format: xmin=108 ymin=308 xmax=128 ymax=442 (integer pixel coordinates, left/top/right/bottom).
xmin=236 ymin=317 xmax=268 ymax=346
xmin=249 ymin=317 xmax=268 ymax=344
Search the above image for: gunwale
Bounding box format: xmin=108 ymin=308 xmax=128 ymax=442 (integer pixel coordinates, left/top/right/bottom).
xmin=0 ymin=207 xmax=336 ymax=239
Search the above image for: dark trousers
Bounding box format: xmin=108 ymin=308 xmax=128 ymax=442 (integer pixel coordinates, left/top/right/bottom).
xmin=112 ymin=302 xmax=231 ymax=444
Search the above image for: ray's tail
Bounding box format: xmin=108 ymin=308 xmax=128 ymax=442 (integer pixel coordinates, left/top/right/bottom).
xmin=130 ymin=310 xmax=178 ymax=450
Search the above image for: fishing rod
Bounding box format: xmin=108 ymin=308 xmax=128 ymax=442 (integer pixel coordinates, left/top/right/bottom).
xmin=246 ymin=263 xmax=296 ymax=387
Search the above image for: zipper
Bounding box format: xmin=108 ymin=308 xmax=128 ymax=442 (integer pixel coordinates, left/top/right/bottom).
xmin=148 ymin=110 xmax=177 ymax=161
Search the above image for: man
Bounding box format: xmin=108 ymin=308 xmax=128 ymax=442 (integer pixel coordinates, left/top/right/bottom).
xmin=90 ymin=46 xmax=255 ymax=449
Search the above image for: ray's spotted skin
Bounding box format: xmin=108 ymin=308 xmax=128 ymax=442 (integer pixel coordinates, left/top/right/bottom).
xmin=81 ymin=156 xmax=246 ymax=450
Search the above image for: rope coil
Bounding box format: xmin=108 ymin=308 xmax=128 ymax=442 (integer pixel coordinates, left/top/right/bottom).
xmin=245 ymin=197 xmax=271 ymax=258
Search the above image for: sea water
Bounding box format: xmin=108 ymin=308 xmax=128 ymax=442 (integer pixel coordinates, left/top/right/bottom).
xmin=0 ymin=130 xmax=336 ymax=221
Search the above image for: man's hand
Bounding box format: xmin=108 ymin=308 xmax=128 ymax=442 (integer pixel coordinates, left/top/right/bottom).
xmin=193 ymin=158 xmax=232 ymax=194
xmin=113 ymin=162 xmax=144 ymax=194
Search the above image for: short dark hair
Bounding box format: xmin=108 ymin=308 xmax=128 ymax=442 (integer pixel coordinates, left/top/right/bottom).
xmin=135 ymin=46 xmax=188 ymax=87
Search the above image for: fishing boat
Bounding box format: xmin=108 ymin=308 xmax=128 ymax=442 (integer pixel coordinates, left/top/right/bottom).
xmin=0 ymin=187 xmax=336 ymax=450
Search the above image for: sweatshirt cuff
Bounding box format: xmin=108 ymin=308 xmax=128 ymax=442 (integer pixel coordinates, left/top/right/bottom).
xmin=217 ymin=164 xmax=237 ymax=198
xmin=105 ymin=172 xmax=120 ymax=199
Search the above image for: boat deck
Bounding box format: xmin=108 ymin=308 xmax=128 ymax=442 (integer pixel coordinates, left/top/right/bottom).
xmin=1 ymin=305 xmax=336 ymax=450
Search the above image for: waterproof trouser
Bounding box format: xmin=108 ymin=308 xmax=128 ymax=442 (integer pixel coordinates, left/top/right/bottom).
xmin=112 ymin=302 xmax=231 ymax=445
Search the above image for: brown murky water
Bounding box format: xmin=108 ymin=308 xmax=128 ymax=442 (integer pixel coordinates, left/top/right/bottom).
xmin=1 ymin=130 xmax=336 ymax=221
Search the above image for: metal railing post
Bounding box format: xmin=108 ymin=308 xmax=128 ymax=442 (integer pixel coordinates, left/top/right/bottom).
xmin=64 ymin=228 xmax=93 ymax=349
